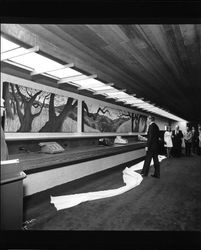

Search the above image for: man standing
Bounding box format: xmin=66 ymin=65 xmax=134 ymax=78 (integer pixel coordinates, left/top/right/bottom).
xmin=184 ymin=126 xmax=193 ymax=157
xmin=140 ymin=116 xmax=160 ymax=178
xmin=172 ymin=125 xmax=183 ymax=157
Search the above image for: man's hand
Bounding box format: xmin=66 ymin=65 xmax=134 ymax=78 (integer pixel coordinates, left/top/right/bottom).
xmin=145 ymin=147 xmax=148 ymax=151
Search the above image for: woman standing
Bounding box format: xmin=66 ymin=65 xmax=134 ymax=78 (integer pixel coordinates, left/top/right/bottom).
xmin=164 ymin=126 xmax=173 ymax=158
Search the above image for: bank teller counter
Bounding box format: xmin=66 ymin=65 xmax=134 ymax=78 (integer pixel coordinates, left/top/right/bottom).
xmin=5 ymin=134 xmax=146 ymax=200
xmin=1 ymin=160 xmax=26 ymax=230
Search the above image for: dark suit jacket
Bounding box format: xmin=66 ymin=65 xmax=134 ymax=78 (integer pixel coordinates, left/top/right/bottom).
xmin=146 ymin=122 xmax=160 ymax=153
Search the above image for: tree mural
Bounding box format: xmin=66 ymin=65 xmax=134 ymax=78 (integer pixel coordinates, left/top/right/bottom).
xmin=132 ymin=113 xmax=147 ymax=132
xmin=82 ymin=101 xmax=111 ymax=120
xmin=82 ymin=101 xmax=132 ymax=132
xmin=5 ymin=82 xmax=50 ymax=132
xmin=3 ymin=82 xmax=78 ymax=133
xmin=4 ymin=82 xmax=17 ymax=120
xmin=39 ymin=93 xmax=77 ymax=132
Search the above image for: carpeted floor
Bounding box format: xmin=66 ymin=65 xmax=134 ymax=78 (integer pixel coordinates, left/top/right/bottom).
xmin=23 ymin=155 xmax=201 ymax=230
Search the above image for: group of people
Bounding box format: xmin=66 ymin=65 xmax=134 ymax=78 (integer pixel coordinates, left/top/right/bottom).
xmin=164 ymin=125 xmax=201 ymax=158
xmin=140 ymin=116 xmax=201 ymax=179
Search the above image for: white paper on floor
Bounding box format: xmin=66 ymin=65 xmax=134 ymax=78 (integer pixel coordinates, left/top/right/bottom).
xmin=50 ymin=155 xmax=166 ymax=210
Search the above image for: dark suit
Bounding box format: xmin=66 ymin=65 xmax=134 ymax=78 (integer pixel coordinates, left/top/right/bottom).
xmin=172 ymin=130 xmax=183 ymax=157
xmin=141 ymin=122 xmax=160 ymax=177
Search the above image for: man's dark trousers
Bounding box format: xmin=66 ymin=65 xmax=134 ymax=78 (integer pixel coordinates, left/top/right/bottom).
xmin=141 ymin=150 xmax=160 ymax=177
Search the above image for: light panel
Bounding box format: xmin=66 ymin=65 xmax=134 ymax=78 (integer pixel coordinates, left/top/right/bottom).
xmin=1 ymin=36 xmax=187 ymax=122
xmin=31 ymin=63 xmax=74 ymax=76
xmin=47 ymin=67 xmax=82 ymax=78
xmin=89 ymin=83 xmax=114 ymax=90
xmin=1 ymin=47 xmax=28 ymax=61
xmin=73 ymin=78 xmax=105 ymax=88
xmin=9 ymin=52 xmax=62 ymax=72
xmin=1 ymin=37 xmax=20 ymax=53
xmin=93 ymin=87 xmax=122 ymax=95
xmin=106 ymin=91 xmax=127 ymax=97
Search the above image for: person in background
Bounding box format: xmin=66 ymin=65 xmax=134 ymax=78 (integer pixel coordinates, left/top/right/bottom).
xmin=192 ymin=126 xmax=199 ymax=155
xmin=172 ymin=125 xmax=183 ymax=157
xmin=164 ymin=126 xmax=173 ymax=158
xmin=1 ymin=98 xmax=9 ymax=160
xmin=184 ymin=126 xmax=193 ymax=157
xmin=198 ymin=125 xmax=201 ymax=156
xmin=140 ymin=115 xmax=160 ymax=178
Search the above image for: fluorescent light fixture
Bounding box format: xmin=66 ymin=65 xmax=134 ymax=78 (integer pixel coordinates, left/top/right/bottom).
xmin=131 ymin=101 xmax=145 ymax=105
xmin=31 ymin=63 xmax=74 ymax=76
xmin=106 ymin=90 xmax=127 ymax=96
xmin=93 ymin=87 xmax=122 ymax=95
xmin=105 ymin=92 xmax=128 ymax=99
xmin=1 ymin=47 xmax=29 ymax=61
xmin=58 ymin=74 xmax=96 ymax=84
xmin=90 ymin=83 xmax=114 ymax=90
xmin=1 ymin=37 xmax=20 ymax=53
xmin=74 ymin=78 xmax=105 ymax=89
xmin=124 ymin=100 xmax=139 ymax=104
xmin=1 ymin=36 xmax=187 ymax=122
xmin=47 ymin=67 xmax=81 ymax=78
xmin=117 ymin=96 xmax=137 ymax=100
xmin=9 ymin=51 xmax=61 ymax=72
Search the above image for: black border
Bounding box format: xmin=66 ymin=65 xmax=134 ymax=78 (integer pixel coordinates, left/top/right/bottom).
xmin=1 ymin=1 xmax=201 ymax=250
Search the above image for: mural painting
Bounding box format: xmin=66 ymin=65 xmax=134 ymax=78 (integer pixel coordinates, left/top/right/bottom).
xmin=132 ymin=113 xmax=147 ymax=133
xmin=3 ymin=82 xmax=78 ymax=133
xmin=82 ymin=101 xmax=132 ymax=133
xmin=83 ymin=101 xmax=147 ymax=133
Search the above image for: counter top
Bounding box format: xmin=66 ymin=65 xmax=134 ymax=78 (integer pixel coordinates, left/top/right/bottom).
xmin=8 ymin=141 xmax=146 ymax=174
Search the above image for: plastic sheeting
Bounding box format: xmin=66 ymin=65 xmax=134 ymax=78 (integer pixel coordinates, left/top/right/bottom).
xmin=50 ymin=155 xmax=166 ymax=210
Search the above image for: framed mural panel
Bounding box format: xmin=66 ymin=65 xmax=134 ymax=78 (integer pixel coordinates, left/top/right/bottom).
xmin=82 ymin=100 xmax=133 ymax=133
xmin=3 ymin=81 xmax=78 ymax=133
xmin=82 ymin=100 xmax=148 ymax=133
xmin=132 ymin=113 xmax=147 ymax=133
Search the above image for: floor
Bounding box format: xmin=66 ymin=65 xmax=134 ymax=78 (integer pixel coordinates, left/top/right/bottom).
xmin=23 ymin=154 xmax=201 ymax=231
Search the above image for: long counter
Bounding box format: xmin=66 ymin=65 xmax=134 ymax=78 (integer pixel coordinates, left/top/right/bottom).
xmin=5 ymin=140 xmax=146 ymax=196
xmin=8 ymin=141 xmax=146 ymax=174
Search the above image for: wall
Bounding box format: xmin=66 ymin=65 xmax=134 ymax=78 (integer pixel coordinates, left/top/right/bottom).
xmin=155 ymin=117 xmax=170 ymax=130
